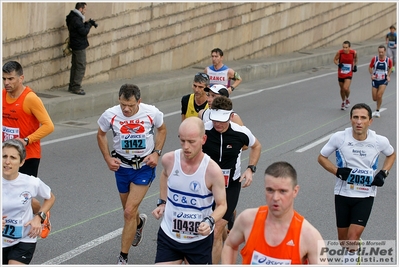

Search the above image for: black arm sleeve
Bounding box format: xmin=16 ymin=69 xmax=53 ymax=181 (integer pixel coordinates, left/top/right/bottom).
xmin=181 ymin=94 xmax=190 ymax=115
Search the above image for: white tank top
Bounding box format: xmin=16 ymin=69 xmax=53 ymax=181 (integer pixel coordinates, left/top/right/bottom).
xmin=160 ymin=149 xmax=214 ymax=243
xmin=207 ymin=65 xmax=229 ymax=87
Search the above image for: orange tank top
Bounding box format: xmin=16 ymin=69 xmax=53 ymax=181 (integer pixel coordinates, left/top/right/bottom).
xmin=2 ymin=87 xmax=41 ymax=159
xmin=240 ymin=206 xmax=307 ymax=265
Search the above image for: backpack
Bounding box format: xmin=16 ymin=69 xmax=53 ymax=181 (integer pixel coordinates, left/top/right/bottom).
xmin=62 ymin=37 xmax=72 ymax=57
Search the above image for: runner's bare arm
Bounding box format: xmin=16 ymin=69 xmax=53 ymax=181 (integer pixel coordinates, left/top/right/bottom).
xmin=152 ymin=151 xmax=173 ymax=219
xmin=333 ymin=51 xmax=340 ymax=65
xmin=301 ymin=219 xmax=328 ymax=265
xmin=381 ymin=151 xmax=396 ymax=171
xmin=206 ymin=160 xmax=227 ymax=223
xmin=317 ymin=154 xmax=338 ymax=176
xmin=228 ymin=68 xmax=242 ymax=93
xmin=145 ymin=122 xmax=167 ymax=167
xmin=354 ymin=51 xmax=358 ymax=65
xmin=97 ymin=128 xmax=121 ymax=171
xmin=222 ymin=208 xmax=257 ymax=264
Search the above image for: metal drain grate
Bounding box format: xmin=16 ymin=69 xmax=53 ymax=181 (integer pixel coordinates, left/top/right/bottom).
xmin=61 ymin=121 xmax=90 ymax=126
xmin=297 ymin=51 xmax=313 ymax=55
xmin=36 ymin=93 xmax=59 ymax=98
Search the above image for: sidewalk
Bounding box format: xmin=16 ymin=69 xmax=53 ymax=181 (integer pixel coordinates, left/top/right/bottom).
xmin=40 ymin=39 xmax=382 ymax=123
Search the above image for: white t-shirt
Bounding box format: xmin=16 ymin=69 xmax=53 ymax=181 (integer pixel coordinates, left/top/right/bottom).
xmin=320 ymin=127 xmax=394 ymax=198
xmin=97 ymin=103 xmax=164 ymax=168
xmin=201 ymin=108 xmax=211 ymax=123
xmin=2 ymin=173 xmax=52 ymax=247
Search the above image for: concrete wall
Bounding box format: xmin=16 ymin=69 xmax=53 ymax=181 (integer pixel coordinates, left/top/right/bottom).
xmin=2 ymin=2 xmax=396 ymax=93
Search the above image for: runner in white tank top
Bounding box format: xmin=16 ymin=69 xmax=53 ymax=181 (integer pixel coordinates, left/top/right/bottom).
xmin=152 ymin=117 xmax=226 ymax=264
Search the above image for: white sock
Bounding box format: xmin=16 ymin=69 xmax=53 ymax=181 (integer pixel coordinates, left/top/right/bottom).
xmin=342 ymin=248 xmax=359 ymax=265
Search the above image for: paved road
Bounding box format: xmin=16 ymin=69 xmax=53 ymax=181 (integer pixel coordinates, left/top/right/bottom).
xmin=30 ymin=54 xmax=396 ymax=265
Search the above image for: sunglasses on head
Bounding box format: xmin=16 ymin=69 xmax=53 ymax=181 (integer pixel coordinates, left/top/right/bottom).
xmin=195 ymin=72 xmax=209 ymax=80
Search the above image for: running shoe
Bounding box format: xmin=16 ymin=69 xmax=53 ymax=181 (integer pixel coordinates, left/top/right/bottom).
xmin=345 ymin=98 xmax=350 ymax=108
xmin=341 ymin=102 xmax=346 ymax=110
xmin=117 ymin=255 xmax=128 ymax=265
xmin=132 ymin=214 xmax=147 ymax=246
xmin=40 ymin=211 xmax=51 ymax=239
xmin=372 ymin=111 xmax=380 ymax=118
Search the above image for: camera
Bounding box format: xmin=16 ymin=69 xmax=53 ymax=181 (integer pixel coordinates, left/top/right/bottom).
xmin=89 ymin=18 xmax=98 ymax=28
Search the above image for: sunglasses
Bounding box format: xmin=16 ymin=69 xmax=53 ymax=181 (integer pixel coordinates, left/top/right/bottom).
xmin=195 ymin=72 xmax=209 ymax=80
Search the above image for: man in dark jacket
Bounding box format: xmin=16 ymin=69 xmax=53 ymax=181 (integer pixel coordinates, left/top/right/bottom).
xmin=66 ymin=2 xmax=96 ymax=95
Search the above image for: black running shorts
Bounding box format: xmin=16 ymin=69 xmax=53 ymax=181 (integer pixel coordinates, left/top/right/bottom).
xmin=335 ymin=195 xmax=374 ymax=228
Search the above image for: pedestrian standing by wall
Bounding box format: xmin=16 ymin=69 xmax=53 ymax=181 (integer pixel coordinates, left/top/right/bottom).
xmin=66 ymin=2 xmax=97 ymax=95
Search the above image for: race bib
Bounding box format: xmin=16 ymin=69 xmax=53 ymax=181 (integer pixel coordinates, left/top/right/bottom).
xmin=250 ymin=250 xmax=291 ymax=265
xmin=172 ymin=211 xmax=202 ymax=238
xmin=120 ymin=134 xmax=146 ymax=150
xmin=2 ymin=217 xmax=23 ymax=241
xmin=388 ymin=41 xmax=395 ymax=48
xmin=2 ymin=126 xmax=20 ymax=141
xmin=346 ymin=168 xmax=374 ymax=193
xmin=222 ymin=169 xmax=231 ymax=188
xmin=340 ymin=63 xmax=352 ymax=74
xmin=374 ymin=70 xmax=386 ymax=81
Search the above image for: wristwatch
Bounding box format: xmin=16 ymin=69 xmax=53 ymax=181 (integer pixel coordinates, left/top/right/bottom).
xmin=157 ymin=198 xmax=166 ymax=207
xmin=230 ymin=86 xmax=235 ymax=92
xmin=23 ymin=137 xmax=29 ymax=145
xmin=247 ymin=165 xmax=257 ymax=173
xmin=382 ymin=170 xmax=390 ymax=177
xmin=153 ymin=149 xmax=162 ymax=156
xmin=36 ymin=211 xmax=46 ymax=223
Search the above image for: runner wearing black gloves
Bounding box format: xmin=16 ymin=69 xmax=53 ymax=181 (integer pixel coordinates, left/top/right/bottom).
xmin=318 ymin=103 xmax=395 ymax=264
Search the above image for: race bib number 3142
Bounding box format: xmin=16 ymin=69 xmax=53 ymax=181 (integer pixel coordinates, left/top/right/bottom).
xmin=120 ymin=134 xmax=146 ymax=150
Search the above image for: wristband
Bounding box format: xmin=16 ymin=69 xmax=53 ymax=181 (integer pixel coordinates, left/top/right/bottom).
xmin=201 ymin=216 xmax=215 ymax=229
